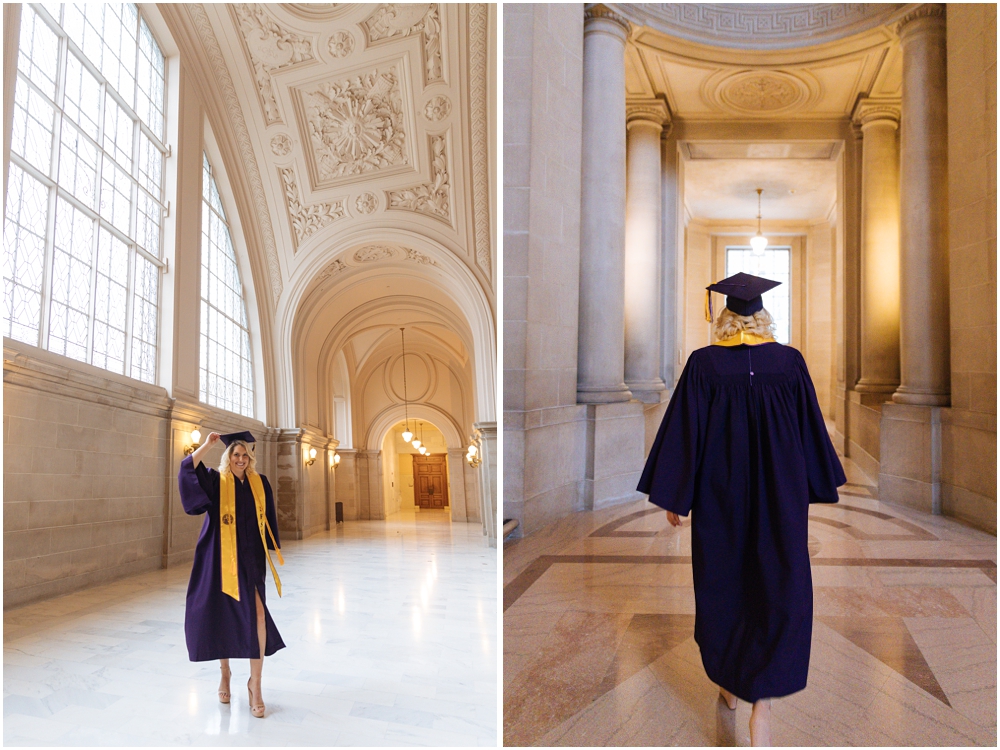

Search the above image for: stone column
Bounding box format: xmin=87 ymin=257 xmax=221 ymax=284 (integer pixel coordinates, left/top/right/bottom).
xmin=853 ymin=98 xmax=902 ymax=395
xmin=355 ymin=450 xmax=383 ymax=520
xmin=3 ymin=4 xmax=22 ymax=209
xmin=275 ymin=429 xmax=305 ymax=539
xmin=335 ymin=448 xmax=357 ymax=520
xmin=660 ymin=128 xmax=679 ymax=390
xmin=577 ymin=4 xmax=631 ymax=404
xmin=447 ymin=448 xmax=469 ymax=522
xmin=473 ymin=421 xmax=497 ymax=547
xmin=893 ymin=4 xmax=950 ymax=406
xmin=624 ymin=98 xmax=669 ymax=402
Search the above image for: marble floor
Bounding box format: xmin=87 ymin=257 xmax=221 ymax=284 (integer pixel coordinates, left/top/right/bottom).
xmin=503 ymin=457 xmax=997 ymax=747
xmin=4 ymin=510 xmax=498 ymax=746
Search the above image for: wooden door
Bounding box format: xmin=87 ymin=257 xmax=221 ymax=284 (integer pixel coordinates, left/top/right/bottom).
xmin=413 ymin=454 xmax=449 ymax=509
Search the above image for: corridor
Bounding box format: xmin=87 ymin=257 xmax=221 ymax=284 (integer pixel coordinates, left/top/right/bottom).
xmin=4 ymin=513 xmax=497 ymax=746
xmin=503 ymin=457 xmax=996 ymax=746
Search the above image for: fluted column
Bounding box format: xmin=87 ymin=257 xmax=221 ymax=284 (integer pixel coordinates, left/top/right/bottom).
xmin=893 ymin=4 xmax=950 ymax=406
xmin=577 ymin=5 xmax=631 ymax=404
xmin=624 ymin=98 xmax=669 ymax=402
xmin=853 ymin=98 xmax=902 ymax=394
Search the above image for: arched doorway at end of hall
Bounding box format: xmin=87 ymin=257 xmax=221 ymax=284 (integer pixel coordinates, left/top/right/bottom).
xmin=382 ymin=420 xmax=450 ymax=517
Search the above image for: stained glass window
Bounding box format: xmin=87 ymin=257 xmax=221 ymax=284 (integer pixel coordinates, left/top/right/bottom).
xmin=200 ymin=155 xmax=254 ymax=418
xmin=726 ymin=246 xmax=791 ymax=344
xmin=3 ymin=4 xmax=167 ymax=384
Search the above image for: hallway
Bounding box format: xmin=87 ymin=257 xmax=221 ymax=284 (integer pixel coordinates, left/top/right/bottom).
xmin=503 ymin=456 xmax=996 ymax=747
xmin=4 ymin=514 xmax=497 ymax=746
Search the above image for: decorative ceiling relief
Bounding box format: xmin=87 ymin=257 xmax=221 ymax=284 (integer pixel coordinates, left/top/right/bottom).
xmin=280 ymin=166 xmax=347 ymax=247
xmin=360 ymin=4 xmax=443 ymax=86
xmin=467 ymin=3 xmax=491 ymax=275
xmin=354 ymin=245 xmax=396 ymax=262
xmin=704 ymin=69 xmax=820 ymax=117
xmin=386 ymin=134 xmax=451 ymax=224
xmin=405 ymin=248 xmax=437 ymax=266
xmin=231 ymin=4 xmax=315 ymax=125
xmin=327 ymin=31 xmax=355 ymax=59
xmin=423 ymin=95 xmax=451 ymax=122
xmin=355 ymin=192 xmax=379 ymax=214
xmin=188 ymin=4 xmax=283 ymax=304
xmin=270 ymin=133 xmax=293 ymax=156
xmin=291 ymin=64 xmax=413 ymax=190
xmin=319 ymin=258 xmax=348 ymax=280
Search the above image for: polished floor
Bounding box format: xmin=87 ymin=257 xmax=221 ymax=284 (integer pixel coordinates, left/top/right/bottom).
xmin=4 ymin=510 xmax=497 ymax=746
xmin=503 ymin=457 xmax=997 ymax=747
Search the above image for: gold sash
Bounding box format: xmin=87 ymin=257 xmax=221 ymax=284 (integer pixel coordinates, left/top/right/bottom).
xmin=712 ymin=331 xmax=776 ymax=347
xmin=219 ymin=470 xmax=284 ymax=601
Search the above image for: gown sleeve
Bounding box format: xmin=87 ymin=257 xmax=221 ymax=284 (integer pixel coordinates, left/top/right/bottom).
xmin=178 ymin=454 xmax=219 ymax=515
xmin=636 ymin=352 xmax=709 ymax=516
xmin=794 ymin=351 xmax=847 ymax=503
xmin=262 ymin=474 xmax=280 ymax=550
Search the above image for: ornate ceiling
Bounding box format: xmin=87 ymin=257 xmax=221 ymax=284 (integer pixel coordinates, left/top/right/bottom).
xmin=183 ymin=3 xmax=494 ymax=308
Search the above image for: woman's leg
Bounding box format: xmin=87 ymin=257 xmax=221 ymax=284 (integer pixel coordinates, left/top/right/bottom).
xmin=248 ymin=589 xmax=266 ymax=716
xmin=719 ymin=686 xmax=737 ymax=710
xmin=218 ymin=658 xmax=231 ymax=703
xmin=750 ymin=698 xmax=771 ymax=747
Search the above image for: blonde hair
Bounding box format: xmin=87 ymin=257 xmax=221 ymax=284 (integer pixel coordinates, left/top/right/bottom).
xmin=713 ymin=307 xmax=777 ymax=340
xmin=218 ymin=440 xmax=258 ymax=476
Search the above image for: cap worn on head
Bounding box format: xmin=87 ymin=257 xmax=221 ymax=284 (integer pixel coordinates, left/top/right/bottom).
xmin=706 ymin=272 xmax=781 ymax=319
xmin=219 ymin=431 xmax=256 ymax=447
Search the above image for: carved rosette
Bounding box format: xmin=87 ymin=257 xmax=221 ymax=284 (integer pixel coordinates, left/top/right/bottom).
xmin=231 ymin=4 xmax=315 ymax=125
xmin=706 ymin=69 xmax=820 ymax=117
xmin=292 ymin=66 xmax=410 ymax=189
xmin=852 ymin=98 xmax=901 ymax=130
xmin=423 ymin=95 xmax=451 ymax=122
xmin=327 ymin=31 xmax=355 ymax=58
xmin=386 ymin=134 xmax=451 ymax=224
xmin=279 ymin=166 xmax=347 ymax=247
xmin=270 ymin=134 xmax=293 ymax=156
xmin=355 ymin=192 xmax=378 ymax=214
xmin=360 ymin=4 xmax=443 ymax=86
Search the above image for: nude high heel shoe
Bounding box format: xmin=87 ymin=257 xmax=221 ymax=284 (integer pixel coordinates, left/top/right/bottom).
xmin=248 ymin=679 xmax=265 ymax=718
xmin=218 ymin=666 xmax=231 ymax=704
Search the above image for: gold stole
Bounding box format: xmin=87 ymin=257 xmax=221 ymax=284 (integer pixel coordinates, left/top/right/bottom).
xmin=219 ymin=470 xmax=284 ymax=601
xmin=712 ymin=331 xmax=775 ymax=347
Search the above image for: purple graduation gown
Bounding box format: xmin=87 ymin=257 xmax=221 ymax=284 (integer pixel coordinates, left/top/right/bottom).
xmin=637 ymin=343 xmax=846 ymax=702
xmin=178 ymin=455 xmax=286 ymax=661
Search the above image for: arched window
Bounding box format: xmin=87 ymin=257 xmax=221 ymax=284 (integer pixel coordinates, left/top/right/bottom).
xmin=200 ymin=154 xmax=254 ymax=418
xmin=3 ymin=4 xmax=167 ymax=383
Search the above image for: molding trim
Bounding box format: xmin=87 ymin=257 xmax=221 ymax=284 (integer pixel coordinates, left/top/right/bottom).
xmin=852 ymin=97 xmax=901 ymax=128
xmin=468 ymin=3 xmax=492 ymax=277
xmin=894 ymin=3 xmax=946 ymax=35
xmin=626 ymin=96 xmax=670 ymax=128
xmin=584 ymin=4 xmax=631 ymax=35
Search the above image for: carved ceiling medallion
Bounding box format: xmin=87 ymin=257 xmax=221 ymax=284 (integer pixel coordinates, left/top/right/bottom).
xmin=291 ymin=62 xmax=414 ymax=190
xmin=231 ymin=4 xmax=315 ymax=125
xmin=327 ymin=31 xmax=355 ymax=59
xmin=355 ymin=192 xmax=378 ymax=214
xmin=270 ymin=133 xmax=292 ymax=156
xmin=354 ymin=245 xmax=396 ymax=263
xmin=360 ymin=4 xmax=444 ymax=86
xmin=706 ymin=69 xmax=819 ymax=117
xmin=423 ymin=95 xmax=451 ymax=122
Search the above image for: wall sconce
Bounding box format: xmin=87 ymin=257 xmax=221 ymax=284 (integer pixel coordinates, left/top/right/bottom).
xmin=466 ymin=432 xmax=482 ymax=468
xmin=305 ymin=447 xmax=317 ymax=466
xmin=184 ymin=428 xmax=202 ymax=455
xmin=330 ymin=452 xmax=341 ymax=469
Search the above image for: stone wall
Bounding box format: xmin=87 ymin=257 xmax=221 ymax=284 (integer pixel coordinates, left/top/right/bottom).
xmin=4 ymin=345 xmax=169 ymax=607
xmin=503 ymin=3 xmax=588 ymax=535
xmin=943 ymin=4 xmax=997 ymax=532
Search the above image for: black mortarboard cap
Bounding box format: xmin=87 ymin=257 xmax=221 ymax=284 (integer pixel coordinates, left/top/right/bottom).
xmin=706 ymin=272 xmax=781 ymax=319
xmin=219 ymin=431 xmax=256 ymax=447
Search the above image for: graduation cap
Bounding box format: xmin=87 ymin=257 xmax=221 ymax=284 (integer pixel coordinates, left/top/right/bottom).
xmin=705 ymin=272 xmax=782 ymax=321
xmin=219 ymin=431 xmax=256 ymax=447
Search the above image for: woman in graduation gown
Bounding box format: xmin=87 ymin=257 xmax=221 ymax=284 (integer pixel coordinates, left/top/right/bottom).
xmin=638 ymin=272 xmax=846 ymax=747
xmin=179 ymin=430 xmax=285 ymax=718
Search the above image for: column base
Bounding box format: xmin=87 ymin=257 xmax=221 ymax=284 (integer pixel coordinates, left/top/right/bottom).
xmin=855 ymin=380 xmax=899 ymax=395
xmin=583 ymin=402 xmax=646 ymax=510
xmin=625 ymin=379 xmax=666 ymax=403
xmin=879 ymin=403 xmax=942 ymax=515
xmin=892 ymin=387 xmax=950 ymax=406
xmin=577 ymin=383 xmax=633 ymax=403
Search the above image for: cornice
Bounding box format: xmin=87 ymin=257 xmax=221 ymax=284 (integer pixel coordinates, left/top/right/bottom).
xmin=584 ymin=4 xmax=631 ymax=37
xmin=852 ymin=97 xmax=901 ymax=128
xmin=626 ymin=97 xmax=671 ymax=129
xmin=893 ymin=3 xmax=946 ymax=35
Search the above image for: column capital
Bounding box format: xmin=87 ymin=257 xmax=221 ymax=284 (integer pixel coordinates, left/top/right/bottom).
xmin=852 ymin=97 xmax=901 ymax=129
xmin=893 ymin=3 xmax=945 ymax=37
xmin=584 ymin=3 xmax=631 ymax=39
xmin=626 ymin=97 xmax=671 ymax=130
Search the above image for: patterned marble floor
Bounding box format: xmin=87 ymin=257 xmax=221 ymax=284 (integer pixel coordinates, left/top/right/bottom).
xmin=503 ymin=457 xmax=997 ymax=747
xmin=4 ymin=511 xmax=498 ymax=746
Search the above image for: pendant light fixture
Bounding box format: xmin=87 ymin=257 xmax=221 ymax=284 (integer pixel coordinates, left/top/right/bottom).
xmin=750 ymin=188 xmax=768 ymax=256
xmin=418 ymin=422 xmax=427 ymax=455
xmin=412 ymin=415 xmax=422 ymax=450
xmin=400 ymin=328 xmax=413 ymax=443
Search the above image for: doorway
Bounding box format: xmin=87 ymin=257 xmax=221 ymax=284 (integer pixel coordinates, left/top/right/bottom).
xmin=413 ymin=454 xmax=449 ymax=509
xmin=381 ymin=419 xmax=452 ymax=515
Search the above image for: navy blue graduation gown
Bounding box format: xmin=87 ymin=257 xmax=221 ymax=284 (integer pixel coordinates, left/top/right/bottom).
xmin=178 ymin=455 xmax=286 ymax=661
xmin=637 ymin=343 xmax=846 ymax=702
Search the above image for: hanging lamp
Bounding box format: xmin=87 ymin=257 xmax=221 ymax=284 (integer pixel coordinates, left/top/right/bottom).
xmin=750 ymin=188 xmax=768 ymax=256
xmin=412 ymin=416 xmax=422 ymax=450
xmin=400 ymin=328 xmax=413 ymax=442
xmin=418 ymin=422 xmax=427 ymax=454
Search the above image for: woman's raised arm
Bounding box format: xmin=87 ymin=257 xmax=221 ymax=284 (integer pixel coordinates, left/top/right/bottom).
xmin=190 ymin=432 xmax=221 ymax=468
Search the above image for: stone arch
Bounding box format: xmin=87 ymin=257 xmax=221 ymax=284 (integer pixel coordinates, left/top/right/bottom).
xmin=365 ymin=403 xmax=465 ymax=453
